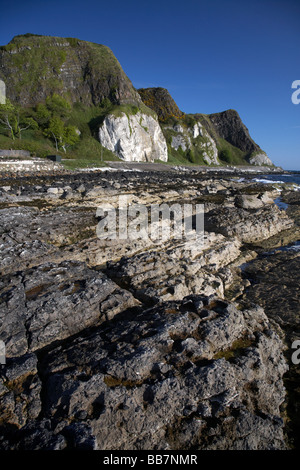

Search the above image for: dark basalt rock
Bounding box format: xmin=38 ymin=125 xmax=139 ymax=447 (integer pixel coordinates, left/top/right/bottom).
xmin=0 ymin=34 xmax=141 ymax=107
xmin=138 ymin=87 xmax=184 ymax=122
xmin=208 ymin=109 xmax=261 ymax=154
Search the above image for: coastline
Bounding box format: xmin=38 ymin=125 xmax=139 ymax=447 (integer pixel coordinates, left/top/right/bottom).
xmin=0 ymin=162 xmax=299 ymax=450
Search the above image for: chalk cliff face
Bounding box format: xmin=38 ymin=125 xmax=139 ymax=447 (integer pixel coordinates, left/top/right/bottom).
xmin=249 ymin=153 xmax=273 ymax=166
xmin=165 ymin=121 xmax=220 ymax=165
xmin=161 ymin=110 xmax=272 ymax=166
xmin=98 ymin=111 xmax=168 ymax=162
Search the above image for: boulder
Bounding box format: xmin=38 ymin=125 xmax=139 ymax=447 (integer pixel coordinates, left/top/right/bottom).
xmin=235 ymin=194 xmax=264 ymax=209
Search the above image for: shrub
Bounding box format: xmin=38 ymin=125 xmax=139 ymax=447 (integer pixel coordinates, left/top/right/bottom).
xmin=219 ymin=148 xmax=233 ymax=163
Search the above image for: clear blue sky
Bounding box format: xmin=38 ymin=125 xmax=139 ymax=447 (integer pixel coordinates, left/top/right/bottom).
xmin=0 ymin=0 xmax=299 ymax=169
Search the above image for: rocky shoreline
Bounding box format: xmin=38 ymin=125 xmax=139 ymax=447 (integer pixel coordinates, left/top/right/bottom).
xmin=0 ymin=164 xmax=299 ymax=450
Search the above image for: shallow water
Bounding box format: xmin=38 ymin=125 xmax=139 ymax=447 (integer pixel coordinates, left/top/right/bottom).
xmin=252 ymin=172 xmax=300 ymax=190
xmin=264 ymin=240 xmax=300 ymax=254
xmin=274 ymin=197 xmax=289 ymax=210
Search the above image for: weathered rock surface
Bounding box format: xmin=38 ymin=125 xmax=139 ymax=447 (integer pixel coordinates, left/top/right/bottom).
xmin=240 ymin=248 xmax=300 ymax=449
xmin=98 ymin=111 xmax=168 ymax=162
xmin=106 ymin=233 xmax=241 ymax=303
xmin=235 ymin=188 xmax=300 ymax=449
xmin=0 ymin=296 xmax=288 ymax=450
xmin=164 ymin=121 xmax=219 ymax=165
xmin=205 ymin=203 xmax=293 ymax=243
xmin=0 ymin=260 xmax=139 ymax=356
xmin=0 ymin=167 xmax=297 ymax=450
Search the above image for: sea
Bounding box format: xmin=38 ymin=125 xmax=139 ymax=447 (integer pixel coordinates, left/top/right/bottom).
xmin=251 ymin=171 xmax=300 ymax=189
xmin=252 ymin=170 xmax=300 ymax=251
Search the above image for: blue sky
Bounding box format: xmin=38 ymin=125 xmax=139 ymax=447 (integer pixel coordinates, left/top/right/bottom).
xmin=0 ymin=0 xmax=299 ymax=169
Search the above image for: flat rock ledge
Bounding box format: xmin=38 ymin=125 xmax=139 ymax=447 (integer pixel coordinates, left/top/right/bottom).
xmin=0 ymin=291 xmax=288 ymax=450
xmin=0 ymin=167 xmax=296 ymax=450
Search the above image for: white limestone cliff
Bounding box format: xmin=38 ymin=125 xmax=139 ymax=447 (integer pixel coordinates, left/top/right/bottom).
xmin=98 ymin=111 xmax=168 ymax=162
xmin=167 ymin=121 xmax=219 ymax=165
xmin=249 ymin=152 xmax=273 ymax=166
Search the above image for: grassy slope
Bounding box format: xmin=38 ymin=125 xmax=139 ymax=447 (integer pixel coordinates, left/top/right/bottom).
xmin=161 ymin=113 xmax=253 ymax=166
xmin=0 ymin=100 xmax=159 ymax=169
xmin=0 ymin=107 xmax=252 ymax=169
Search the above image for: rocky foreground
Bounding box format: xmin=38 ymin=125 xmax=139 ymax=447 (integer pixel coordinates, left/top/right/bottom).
xmin=0 ymin=165 xmax=299 ymax=450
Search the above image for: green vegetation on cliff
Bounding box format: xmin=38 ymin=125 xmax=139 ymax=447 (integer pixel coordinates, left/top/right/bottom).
xmin=0 ymin=91 xmax=157 ymax=168
xmin=0 ymin=93 xmax=119 ymax=167
xmin=138 ymin=87 xmax=270 ymax=166
xmin=0 ymin=34 xmax=141 ymax=108
xmin=159 ymin=112 xmax=267 ymax=166
xmin=0 ymin=34 xmax=271 ymax=168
